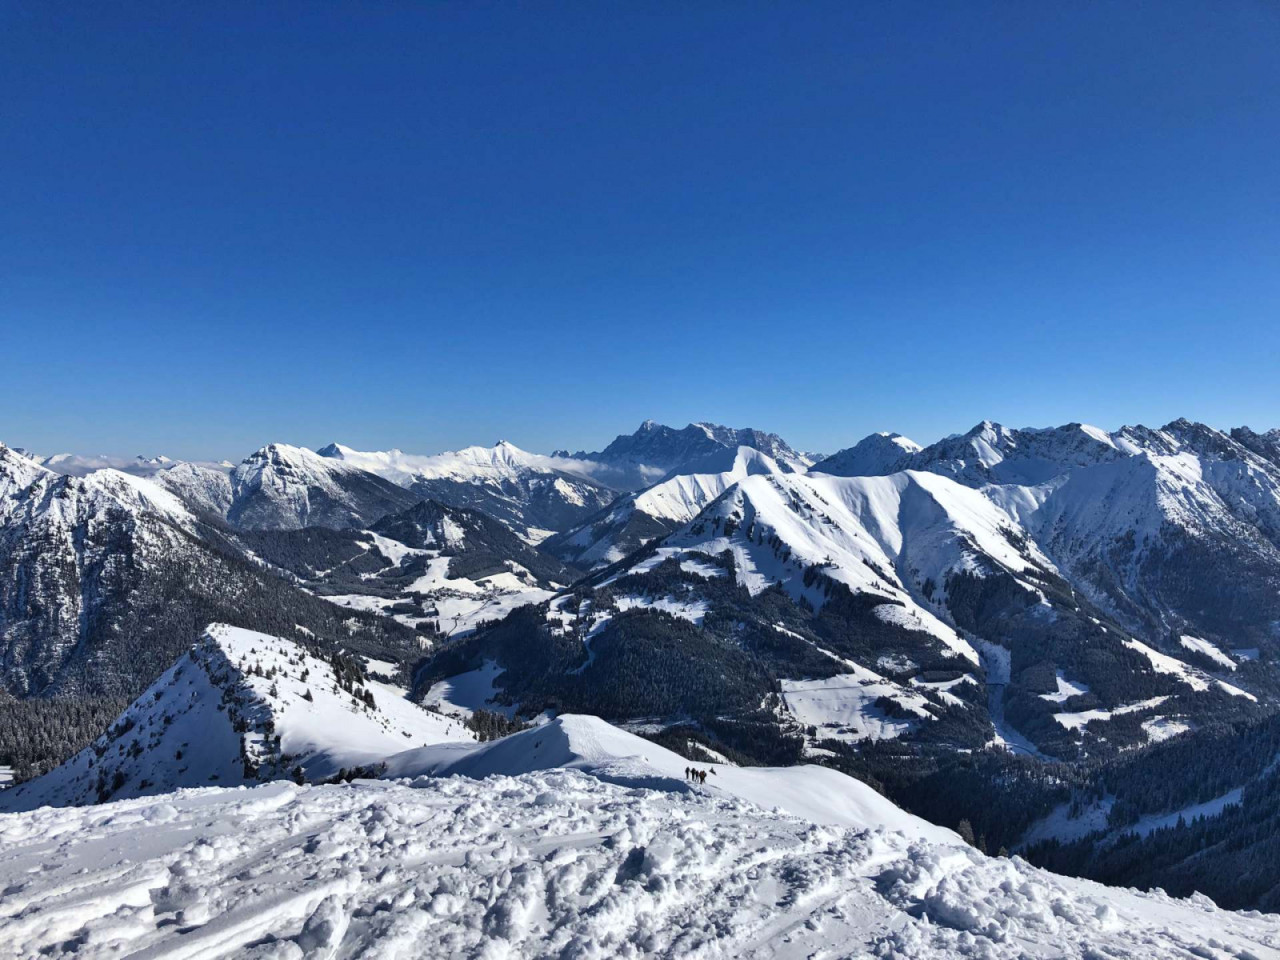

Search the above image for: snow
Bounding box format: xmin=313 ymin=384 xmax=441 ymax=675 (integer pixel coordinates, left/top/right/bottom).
xmin=1123 ymin=638 xmax=1210 ymax=691
xmin=421 ymin=661 xmax=513 ymax=719
xmin=1038 ymin=671 xmax=1091 ymax=703
xmin=396 ymin=556 xmax=554 ymax=636
xmin=0 ymin=625 xmax=473 ymax=812
xmin=4 ymin=734 xmax=1280 ymax=959
xmin=613 ymin=594 xmax=710 ymax=625
xmin=660 ymin=467 xmax=1058 ymax=666
xmin=978 ymin=642 xmax=1048 ymax=758
xmin=1218 ymin=679 xmax=1259 ymax=701
xmin=84 ymin=468 xmax=196 ymax=526
xmin=1125 ymin=788 xmax=1244 ymax=838
xmin=432 ymin=586 xmax=555 ymax=636
xmin=812 ymin=431 xmax=922 ymax=477
xmin=1142 ymin=715 xmax=1192 ymax=743
xmin=780 ymin=669 xmax=934 ymax=742
xmin=319 ymin=439 xmax=607 ymax=487
xmin=560 ymin=446 xmax=791 ymax=567
xmin=226 ymin=442 xmax=411 ymax=530
xmin=1053 ymin=696 xmax=1169 ymax=732
xmin=1180 ymin=634 xmax=1237 ymax=670
xmin=1021 ymin=796 xmax=1117 ymax=846
xmin=1124 ymin=639 xmax=1257 ymax=700
xmin=910 ymin=672 xmax=977 ymax=707
xmin=363 ymin=531 xmax=429 ymax=567
xmin=679 ymin=556 xmax=727 ymax=578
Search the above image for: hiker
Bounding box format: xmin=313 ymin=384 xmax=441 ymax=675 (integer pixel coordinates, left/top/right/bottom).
xmin=684 ymin=766 xmax=691 ymax=781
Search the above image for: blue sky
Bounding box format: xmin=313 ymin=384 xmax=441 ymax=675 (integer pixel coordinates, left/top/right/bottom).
xmin=2 ymin=2 xmax=1277 ymax=461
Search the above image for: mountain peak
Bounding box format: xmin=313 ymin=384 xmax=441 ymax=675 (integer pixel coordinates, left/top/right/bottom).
xmin=581 ymin=419 xmax=808 ymax=477
xmin=812 ymin=431 xmax=920 ymax=477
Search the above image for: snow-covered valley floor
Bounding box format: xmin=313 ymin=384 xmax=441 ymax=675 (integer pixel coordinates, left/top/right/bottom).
xmin=4 ymin=770 xmax=1280 ymax=960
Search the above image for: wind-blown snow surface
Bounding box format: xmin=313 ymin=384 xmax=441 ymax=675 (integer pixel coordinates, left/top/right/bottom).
xmin=4 ymin=766 xmax=1280 ymax=958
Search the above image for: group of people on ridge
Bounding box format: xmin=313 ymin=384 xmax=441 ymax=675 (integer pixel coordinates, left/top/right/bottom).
xmin=684 ymin=766 xmax=712 ymax=785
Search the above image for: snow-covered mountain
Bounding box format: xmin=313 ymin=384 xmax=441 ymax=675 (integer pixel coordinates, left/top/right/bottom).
xmin=317 ymin=440 xmax=617 ymax=540
xmin=542 ymin=445 xmax=793 ymax=568
xmin=369 ymin=498 xmax=573 ymax=585
xmin=567 ymin=418 xmax=812 ymax=487
xmin=5 ymin=706 xmax=1280 ymax=958
xmin=811 ymin=430 xmax=921 ymax=476
xmin=36 ymin=452 xmax=176 ymax=477
xmin=236 ymin=498 xmax=576 ymax=640
xmin=1232 ymin=425 xmax=1280 ymax=467
xmin=817 ymin=421 xmax=1126 ymax=484
xmin=812 ymin=418 xmax=1280 ymax=677
xmin=433 ymin=417 xmax=1280 ymax=771
xmin=153 ymin=460 xmax=234 ymax=518
xmin=0 ymin=443 xmax=421 ymax=699
xmin=223 ymin=443 xmax=421 ymax=531
xmin=29 ymin=443 xmax=418 ymax=533
xmin=0 ymin=624 xmax=474 ymax=812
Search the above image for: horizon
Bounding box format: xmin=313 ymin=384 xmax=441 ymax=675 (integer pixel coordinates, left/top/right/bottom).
xmin=6 ymin=411 xmax=1276 ymax=467
xmin=4 ymin=2 xmax=1277 ymax=459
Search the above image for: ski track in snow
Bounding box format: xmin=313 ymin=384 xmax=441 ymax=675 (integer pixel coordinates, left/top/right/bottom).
xmin=4 ymin=772 xmax=1280 ymax=960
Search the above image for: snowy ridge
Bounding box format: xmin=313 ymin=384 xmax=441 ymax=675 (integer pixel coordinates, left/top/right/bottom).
xmin=660 ymin=467 xmax=1059 ymax=660
xmin=319 ymin=439 xmax=607 ymax=486
xmin=153 ymin=460 xmax=234 ymax=517
xmin=0 ymin=443 xmax=55 ymax=501
xmin=320 ymin=440 xmax=618 ymax=538
xmin=0 ymin=625 xmax=473 ymax=812
xmin=385 ymin=713 xmax=957 ymax=842
xmin=0 ymin=445 xmax=195 ymax=531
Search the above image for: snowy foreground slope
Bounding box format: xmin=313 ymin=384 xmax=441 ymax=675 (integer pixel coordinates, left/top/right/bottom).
xmin=3 ymin=641 xmax=1280 ymax=960
xmin=4 ymin=768 xmax=1280 ymax=958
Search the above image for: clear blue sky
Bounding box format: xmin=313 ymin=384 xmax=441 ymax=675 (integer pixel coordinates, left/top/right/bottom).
xmin=3 ymin=2 xmax=1277 ymax=461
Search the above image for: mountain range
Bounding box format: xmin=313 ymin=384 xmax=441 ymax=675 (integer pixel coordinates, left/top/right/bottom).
xmin=4 ymin=415 xmax=1280 ymax=910
xmin=10 ymin=625 xmax=1277 ymax=957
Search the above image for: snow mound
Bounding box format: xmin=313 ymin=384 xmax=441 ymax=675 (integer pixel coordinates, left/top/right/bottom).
xmin=384 ymin=714 xmax=957 ymax=842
